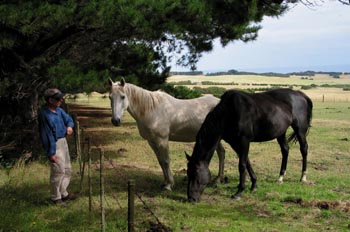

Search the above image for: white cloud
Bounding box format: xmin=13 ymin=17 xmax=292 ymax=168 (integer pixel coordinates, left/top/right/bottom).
xmin=171 ymin=1 xmax=350 ymax=73
xmin=258 ymin=1 xmax=350 ymax=43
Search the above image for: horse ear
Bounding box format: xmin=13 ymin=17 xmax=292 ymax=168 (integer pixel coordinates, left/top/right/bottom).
xmin=108 ymin=78 xmax=114 ymax=86
xmin=120 ymin=77 xmax=126 ymax=87
xmin=185 ymin=151 xmax=191 ymax=161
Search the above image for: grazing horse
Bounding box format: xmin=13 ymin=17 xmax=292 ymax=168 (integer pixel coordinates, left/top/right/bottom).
xmin=109 ymin=78 xmax=226 ymax=190
xmin=187 ymin=88 xmax=313 ymax=202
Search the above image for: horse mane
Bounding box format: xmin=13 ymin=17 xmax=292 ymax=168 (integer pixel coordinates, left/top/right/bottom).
xmin=192 ymin=101 xmax=227 ymax=163
xmin=124 ymin=83 xmax=164 ymax=116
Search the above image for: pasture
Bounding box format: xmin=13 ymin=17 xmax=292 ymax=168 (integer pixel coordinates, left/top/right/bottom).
xmin=168 ymin=74 xmax=350 ymax=102
xmin=1 ymin=74 xmax=350 ymax=231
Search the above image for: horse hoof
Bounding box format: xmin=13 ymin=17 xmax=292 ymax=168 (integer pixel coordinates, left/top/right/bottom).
xmin=301 ymin=179 xmax=315 ymax=185
xmin=163 ymin=184 xmax=172 ymax=191
xmin=277 ymin=179 xmax=284 ymax=184
xmin=251 ymin=187 xmax=258 ymax=193
xmin=231 ymin=194 xmax=241 ymax=200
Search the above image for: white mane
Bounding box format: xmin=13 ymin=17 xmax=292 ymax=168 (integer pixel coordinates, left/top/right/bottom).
xmin=124 ymin=83 xmax=165 ymax=116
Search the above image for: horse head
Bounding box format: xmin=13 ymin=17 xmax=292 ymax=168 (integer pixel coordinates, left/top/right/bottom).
xmin=109 ymin=78 xmax=129 ymax=126
xmin=186 ymin=152 xmax=211 ymax=203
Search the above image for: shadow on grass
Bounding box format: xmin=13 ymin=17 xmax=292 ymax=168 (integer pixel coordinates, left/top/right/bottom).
xmin=1 ymin=162 xmax=184 ymax=232
xmin=0 ymin=181 xmax=51 ymax=207
xmin=89 ymin=163 xmax=189 ymax=201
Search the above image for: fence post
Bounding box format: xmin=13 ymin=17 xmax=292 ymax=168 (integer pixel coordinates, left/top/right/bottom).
xmin=75 ymin=120 xmax=82 ymax=164
xmin=128 ymin=180 xmax=135 ymax=232
xmin=79 ymin=128 xmax=86 ymax=194
xmin=100 ymin=147 xmax=105 ymax=232
xmin=88 ymin=136 xmax=92 ymax=213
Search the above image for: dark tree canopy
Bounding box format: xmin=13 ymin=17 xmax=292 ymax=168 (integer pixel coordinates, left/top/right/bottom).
xmin=1 ymin=0 xmax=289 ymax=89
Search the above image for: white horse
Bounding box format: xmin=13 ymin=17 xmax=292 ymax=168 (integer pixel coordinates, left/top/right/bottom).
xmin=109 ymin=78 xmax=225 ymax=190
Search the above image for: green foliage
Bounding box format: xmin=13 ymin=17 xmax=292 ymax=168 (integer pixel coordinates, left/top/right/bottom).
xmin=109 ymin=41 xmax=169 ymax=90
xmin=301 ymin=85 xmax=314 ymax=90
xmin=47 ymin=59 xmax=108 ymax=93
xmin=170 ymin=71 xmax=203 ymax=76
xmin=193 ymin=86 xmax=227 ymax=98
xmin=1 ymin=0 xmax=289 ymax=85
xmin=201 ymin=81 xmax=237 ymax=85
xmin=162 ymin=84 xmax=201 ymax=99
xmin=168 ymin=80 xmax=194 ymax=85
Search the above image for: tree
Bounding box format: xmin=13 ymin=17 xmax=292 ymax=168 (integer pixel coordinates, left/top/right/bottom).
xmin=1 ymin=0 xmax=289 ymax=84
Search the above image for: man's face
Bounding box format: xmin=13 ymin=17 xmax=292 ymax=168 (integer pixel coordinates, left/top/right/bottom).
xmin=49 ymin=97 xmax=63 ymax=107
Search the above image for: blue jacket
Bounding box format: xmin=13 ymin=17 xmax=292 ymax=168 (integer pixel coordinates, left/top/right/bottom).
xmin=38 ymin=106 xmax=74 ymax=157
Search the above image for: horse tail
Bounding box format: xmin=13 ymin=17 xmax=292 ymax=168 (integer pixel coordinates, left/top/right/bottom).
xmin=305 ymin=94 xmax=313 ymax=131
xmin=287 ymin=93 xmax=313 ymax=143
xmin=287 ymin=133 xmax=296 ymax=144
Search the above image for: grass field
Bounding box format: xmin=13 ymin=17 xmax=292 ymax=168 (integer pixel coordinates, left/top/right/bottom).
xmin=1 ymin=74 xmax=350 ymax=231
xmin=168 ymin=74 xmax=350 ymax=102
xmin=167 ymin=74 xmax=350 ymax=87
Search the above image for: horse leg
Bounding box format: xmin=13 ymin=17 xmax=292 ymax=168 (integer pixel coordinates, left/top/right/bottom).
xmin=230 ymin=138 xmax=250 ymax=200
xmin=215 ymin=142 xmax=226 ymax=183
xmin=147 ymin=139 xmax=174 ymax=190
xmin=296 ymin=132 xmax=308 ymax=183
xmin=277 ymin=133 xmax=289 ymax=183
xmin=291 ymin=124 xmax=309 ymax=183
xmin=246 ymin=157 xmax=257 ymax=192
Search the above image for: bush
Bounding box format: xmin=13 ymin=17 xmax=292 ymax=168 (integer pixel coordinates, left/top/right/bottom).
xmin=193 ymin=86 xmax=227 ymax=98
xmin=162 ymin=85 xmax=201 ymax=99
xmin=301 ymin=85 xmax=313 ymax=90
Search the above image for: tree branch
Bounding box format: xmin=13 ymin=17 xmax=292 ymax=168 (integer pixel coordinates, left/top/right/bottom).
xmin=337 ymin=0 xmax=350 ymax=5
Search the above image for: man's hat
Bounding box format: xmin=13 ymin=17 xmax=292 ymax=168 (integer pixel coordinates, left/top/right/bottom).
xmin=44 ymin=88 xmax=65 ymax=99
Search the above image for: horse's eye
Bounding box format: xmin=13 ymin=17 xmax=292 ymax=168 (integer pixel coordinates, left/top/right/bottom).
xmin=121 ymin=95 xmax=125 ymax=100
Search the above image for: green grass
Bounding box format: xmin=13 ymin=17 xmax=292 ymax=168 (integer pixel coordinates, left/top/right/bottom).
xmin=1 ymin=80 xmax=350 ymax=231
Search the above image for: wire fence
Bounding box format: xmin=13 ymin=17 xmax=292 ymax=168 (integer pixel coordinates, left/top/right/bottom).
xmin=73 ymin=116 xmax=171 ymax=232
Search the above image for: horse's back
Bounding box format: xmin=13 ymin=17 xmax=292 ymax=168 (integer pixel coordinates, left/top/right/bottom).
xmin=263 ymin=88 xmax=307 ymax=103
xmin=219 ymin=89 xmax=300 ymax=142
xmin=167 ymin=95 xmax=220 ymax=142
xmin=263 ymin=89 xmax=312 ymax=127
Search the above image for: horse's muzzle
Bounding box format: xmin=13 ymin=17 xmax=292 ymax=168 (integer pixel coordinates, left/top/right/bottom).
xmin=111 ymin=118 xmax=121 ymax=126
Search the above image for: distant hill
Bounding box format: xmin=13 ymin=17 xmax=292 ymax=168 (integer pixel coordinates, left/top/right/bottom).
xmin=170 ymin=70 xmax=349 ymax=78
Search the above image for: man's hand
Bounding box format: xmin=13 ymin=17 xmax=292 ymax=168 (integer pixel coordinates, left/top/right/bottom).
xmin=66 ymin=127 xmax=73 ymax=136
xmin=49 ymin=155 xmax=57 ymax=163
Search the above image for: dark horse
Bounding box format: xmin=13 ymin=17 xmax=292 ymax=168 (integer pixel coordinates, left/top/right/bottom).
xmin=187 ymin=89 xmax=313 ymax=202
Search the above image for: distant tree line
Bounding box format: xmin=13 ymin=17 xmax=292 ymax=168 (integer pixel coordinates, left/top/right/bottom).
xmin=169 ymin=71 xmax=203 ymax=76
xmin=206 ymin=69 xmax=291 ymax=77
xmin=172 ymin=70 xmax=349 ymax=79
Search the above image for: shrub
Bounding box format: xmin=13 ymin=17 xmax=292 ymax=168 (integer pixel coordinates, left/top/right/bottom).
xmin=162 ymin=85 xmax=201 ymax=99
xmin=193 ymin=86 xmax=227 ymax=98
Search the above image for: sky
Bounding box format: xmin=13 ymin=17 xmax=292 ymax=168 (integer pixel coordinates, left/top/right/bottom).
xmin=171 ymin=1 xmax=350 ymax=74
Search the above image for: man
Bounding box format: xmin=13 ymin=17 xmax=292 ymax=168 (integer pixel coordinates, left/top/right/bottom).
xmin=38 ymin=88 xmax=77 ymax=205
